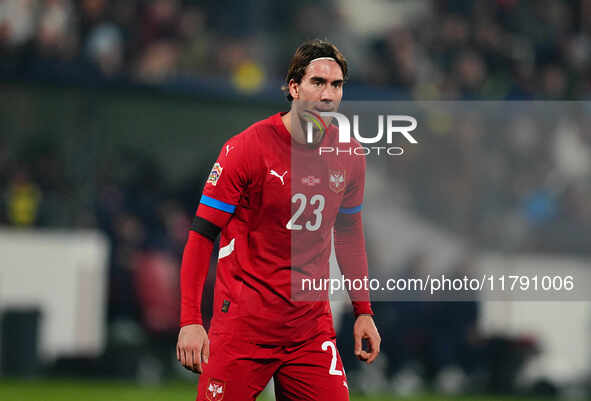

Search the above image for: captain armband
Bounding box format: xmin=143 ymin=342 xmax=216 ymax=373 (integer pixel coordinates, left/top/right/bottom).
xmin=190 ymin=216 xmax=221 ymax=242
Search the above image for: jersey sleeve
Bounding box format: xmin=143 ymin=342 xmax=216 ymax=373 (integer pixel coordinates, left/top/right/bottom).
xmin=179 ymin=230 xmax=215 ymax=326
xmin=179 ymin=134 xmax=250 ymax=327
xmin=200 ymin=134 xmax=250 ymax=214
xmin=335 ymin=153 xmax=372 ymax=315
xmin=339 ymin=153 xmax=365 ymax=214
xmin=334 ymin=212 xmax=374 ymax=316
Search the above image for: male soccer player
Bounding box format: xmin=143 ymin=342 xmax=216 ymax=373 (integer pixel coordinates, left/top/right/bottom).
xmin=177 ymin=39 xmax=380 ymax=401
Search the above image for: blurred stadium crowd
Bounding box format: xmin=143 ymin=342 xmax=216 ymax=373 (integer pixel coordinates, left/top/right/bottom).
xmin=1 ymin=0 xmax=591 ymax=97
xmin=1 ymin=0 xmax=590 ymax=394
xmin=390 ymin=103 xmax=591 ymax=254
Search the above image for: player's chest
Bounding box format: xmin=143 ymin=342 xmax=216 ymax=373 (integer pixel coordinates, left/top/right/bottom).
xmin=253 ymin=153 xmax=348 ymax=225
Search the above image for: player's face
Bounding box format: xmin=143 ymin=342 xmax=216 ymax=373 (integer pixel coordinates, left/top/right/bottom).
xmin=290 ymin=60 xmax=344 ymax=143
xmin=294 ymin=60 xmax=344 ymax=112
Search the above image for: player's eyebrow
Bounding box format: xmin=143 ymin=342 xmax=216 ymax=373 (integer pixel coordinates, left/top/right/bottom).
xmin=310 ymin=76 xmax=327 ymax=84
xmin=310 ymin=76 xmax=344 ymax=87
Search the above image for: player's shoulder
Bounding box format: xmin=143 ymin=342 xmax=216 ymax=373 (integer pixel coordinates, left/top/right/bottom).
xmin=240 ymin=113 xmax=280 ymax=143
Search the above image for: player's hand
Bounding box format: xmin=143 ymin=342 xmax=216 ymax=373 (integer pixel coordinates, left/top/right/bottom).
xmin=177 ymin=324 xmax=209 ymax=374
xmin=353 ymin=314 xmax=380 ymax=364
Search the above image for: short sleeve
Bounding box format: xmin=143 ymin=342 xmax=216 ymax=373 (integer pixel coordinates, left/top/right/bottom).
xmin=339 ymin=153 xmax=365 ymax=214
xmin=200 ymin=134 xmax=250 ymax=214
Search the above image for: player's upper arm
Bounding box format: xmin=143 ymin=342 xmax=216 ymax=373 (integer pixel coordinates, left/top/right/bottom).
xmin=200 ymin=134 xmax=251 ymax=214
xmin=192 ymin=134 xmax=252 ymax=237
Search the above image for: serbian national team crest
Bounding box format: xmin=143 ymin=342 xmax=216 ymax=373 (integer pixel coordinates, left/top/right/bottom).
xmin=205 ymin=378 xmax=226 ymax=401
xmin=207 ymin=162 xmax=223 ymax=186
xmin=328 ymin=170 xmax=346 ymax=193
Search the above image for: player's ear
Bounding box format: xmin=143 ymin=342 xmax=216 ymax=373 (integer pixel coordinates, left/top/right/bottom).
xmin=288 ymin=79 xmax=299 ymax=100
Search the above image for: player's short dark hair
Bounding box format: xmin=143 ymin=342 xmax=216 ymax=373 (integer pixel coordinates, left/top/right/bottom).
xmin=282 ymin=39 xmax=348 ymax=102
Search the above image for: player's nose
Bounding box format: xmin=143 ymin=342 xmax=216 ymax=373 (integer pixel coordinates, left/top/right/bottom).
xmin=318 ymin=92 xmax=336 ymax=110
xmin=320 ymin=85 xmax=339 ymax=102
xmin=320 ymin=87 xmax=336 ymax=103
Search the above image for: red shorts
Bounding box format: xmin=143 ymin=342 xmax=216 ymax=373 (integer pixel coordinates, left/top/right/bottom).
xmin=196 ymin=332 xmax=350 ymax=401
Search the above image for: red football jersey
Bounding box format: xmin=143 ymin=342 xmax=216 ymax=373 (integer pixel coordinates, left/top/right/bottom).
xmin=199 ymin=112 xmax=365 ymax=344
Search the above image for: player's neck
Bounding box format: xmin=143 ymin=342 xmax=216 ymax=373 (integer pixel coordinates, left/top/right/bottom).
xmin=281 ymin=111 xmax=301 ymax=143
xmin=281 ymin=110 xmax=324 ymax=146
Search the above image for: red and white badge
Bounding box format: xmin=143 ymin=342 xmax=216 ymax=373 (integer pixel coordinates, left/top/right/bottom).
xmin=328 ymin=170 xmax=346 ymax=193
xmin=205 ymin=378 xmax=226 ymax=401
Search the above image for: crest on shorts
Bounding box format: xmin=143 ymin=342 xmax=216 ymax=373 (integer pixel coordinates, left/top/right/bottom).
xmin=206 ymin=378 xmax=226 ymax=401
xmin=207 ymin=163 xmax=223 ymax=186
xmin=328 ymin=170 xmax=346 ymax=193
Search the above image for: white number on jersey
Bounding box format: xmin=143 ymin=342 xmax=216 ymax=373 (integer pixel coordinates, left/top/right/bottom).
xmin=286 ymin=193 xmax=325 ymax=231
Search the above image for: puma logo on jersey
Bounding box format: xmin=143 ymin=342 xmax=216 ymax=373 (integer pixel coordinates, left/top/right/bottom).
xmin=225 ymin=145 xmax=234 ymax=156
xmin=269 ymin=169 xmax=288 ymax=185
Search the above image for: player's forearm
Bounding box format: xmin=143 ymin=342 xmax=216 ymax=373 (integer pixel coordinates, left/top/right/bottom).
xmin=180 ymin=204 xmax=232 ymax=327
xmin=334 ymin=213 xmax=374 ymax=316
xmin=180 ymin=230 xmax=214 ymax=327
